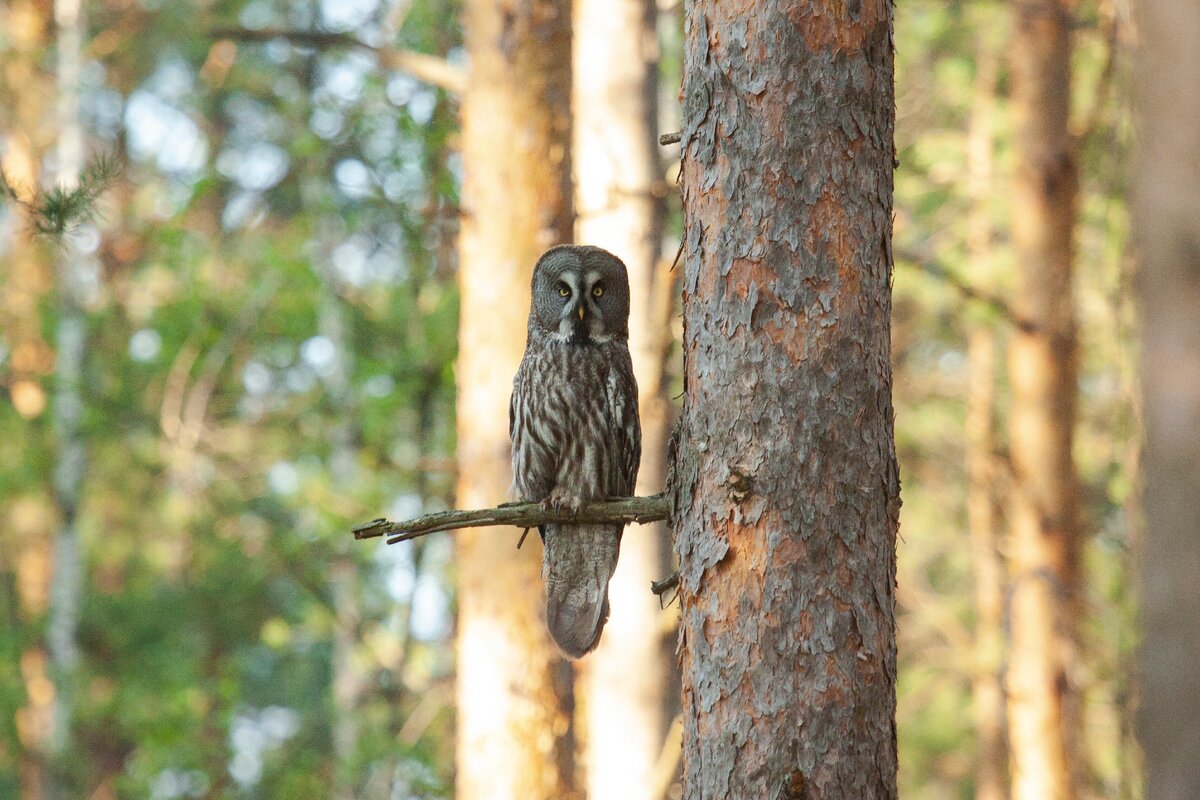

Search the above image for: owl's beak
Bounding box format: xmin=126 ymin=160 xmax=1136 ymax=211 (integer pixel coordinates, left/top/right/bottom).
xmin=577 ymin=304 xmax=586 ymax=321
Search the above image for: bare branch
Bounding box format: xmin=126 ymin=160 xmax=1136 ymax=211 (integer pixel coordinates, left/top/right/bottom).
xmin=894 ymin=245 xmax=1036 ymax=333
xmin=659 ymin=131 xmax=681 ymax=145
xmin=352 ymin=493 xmax=670 ymax=545
xmin=212 ymin=28 xmax=467 ymax=94
xmin=375 ymin=49 xmax=467 ymax=95
xmin=650 ymin=570 xmax=680 ymax=598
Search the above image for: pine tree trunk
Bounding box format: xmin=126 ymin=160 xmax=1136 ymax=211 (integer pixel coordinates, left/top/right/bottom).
xmin=964 ymin=27 xmax=1008 ymax=800
xmin=1134 ymin=1 xmax=1200 ymax=797
xmin=967 ymin=331 xmax=1008 ymax=800
xmin=1004 ymin=2 xmax=1080 ymax=798
xmin=674 ymin=1 xmax=899 ymax=797
xmin=572 ymin=0 xmax=674 ymax=797
xmin=454 ymin=1 xmax=578 ymax=798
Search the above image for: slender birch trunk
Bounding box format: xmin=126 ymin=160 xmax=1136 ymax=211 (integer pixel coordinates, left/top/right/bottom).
xmin=46 ymin=0 xmax=87 ymax=795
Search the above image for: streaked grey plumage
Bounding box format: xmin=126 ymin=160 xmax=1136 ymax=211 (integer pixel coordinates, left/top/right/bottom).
xmin=510 ymin=245 xmax=641 ymax=657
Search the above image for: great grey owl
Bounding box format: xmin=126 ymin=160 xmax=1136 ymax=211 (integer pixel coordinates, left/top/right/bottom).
xmin=509 ymin=245 xmax=641 ymax=658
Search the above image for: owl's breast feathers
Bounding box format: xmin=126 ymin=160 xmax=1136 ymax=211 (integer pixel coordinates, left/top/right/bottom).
xmin=510 ymin=337 xmax=640 ymax=504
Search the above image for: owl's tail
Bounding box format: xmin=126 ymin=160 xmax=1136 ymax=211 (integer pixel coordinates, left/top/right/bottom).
xmin=541 ymin=523 xmax=622 ymax=658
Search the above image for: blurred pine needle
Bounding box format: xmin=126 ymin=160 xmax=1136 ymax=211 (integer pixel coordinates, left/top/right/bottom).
xmin=0 ymin=152 xmax=123 ymax=237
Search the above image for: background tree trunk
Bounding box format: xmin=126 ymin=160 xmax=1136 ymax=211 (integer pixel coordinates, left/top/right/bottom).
xmin=964 ymin=26 xmax=1009 ymax=800
xmin=454 ymin=1 xmax=578 ymax=798
xmin=47 ymin=0 xmax=87 ymax=796
xmin=1004 ymin=1 xmax=1081 ymax=798
xmin=674 ymin=1 xmax=899 ymax=797
xmin=571 ymin=0 xmax=675 ymax=797
xmin=317 ymin=251 xmax=364 ymax=800
xmin=1134 ymin=1 xmax=1200 ymax=797
xmin=967 ymin=330 xmax=1008 ymax=800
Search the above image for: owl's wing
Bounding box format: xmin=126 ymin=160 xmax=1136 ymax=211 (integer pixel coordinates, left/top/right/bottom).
xmin=510 ymin=383 xmax=544 ymax=540
xmin=510 ymin=366 xmax=555 ymax=504
xmin=608 ymin=352 xmax=641 ymax=497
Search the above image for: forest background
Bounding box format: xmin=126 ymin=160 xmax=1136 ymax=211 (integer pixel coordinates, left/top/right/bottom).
xmin=0 ymin=0 xmax=1143 ymax=798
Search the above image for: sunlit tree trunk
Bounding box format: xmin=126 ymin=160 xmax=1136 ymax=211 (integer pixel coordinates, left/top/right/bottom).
xmin=572 ymin=0 xmax=674 ymax=797
xmin=964 ymin=24 xmax=1008 ymax=800
xmin=967 ymin=331 xmax=1008 ymax=800
xmin=1134 ymin=1 xmax=1200 ymax=797
xmin=1004 ymin=1 xmax=1080 ymax=799
xmin=674 ymin=1 xmax=899 ymax=797
xmin=455 ymin=1 xmax=578 ymax=798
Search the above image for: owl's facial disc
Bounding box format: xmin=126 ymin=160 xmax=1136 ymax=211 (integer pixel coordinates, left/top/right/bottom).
xmin=531 ymin=246 xmax=629 ymax=343
xmin=553 ymin=271 xmax=610 ymax=344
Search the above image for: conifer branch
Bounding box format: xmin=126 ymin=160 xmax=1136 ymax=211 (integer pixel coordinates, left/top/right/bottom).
xmin=352 ymin=493 xmax=670 ymax=545
xmin=1 ymin=153 xmax=122 ymax=238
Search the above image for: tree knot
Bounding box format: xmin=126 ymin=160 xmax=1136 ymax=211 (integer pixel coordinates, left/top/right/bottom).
xmin=727 ymin=464 xmax=754 ymax=504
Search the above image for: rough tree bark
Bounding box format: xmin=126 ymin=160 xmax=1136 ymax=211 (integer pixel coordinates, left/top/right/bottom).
xmin=1134 ymin=1 xmax=1200 ymax=798
xmin=674 ymin=1 xmax=900 ymax=797
xmin=1004 ymin=1 xmax=1081 ymax=799
xmin=571 ymin=0 xmax=674 ymax=797
xmin=454 ymin=1 xmax=578 ymax=798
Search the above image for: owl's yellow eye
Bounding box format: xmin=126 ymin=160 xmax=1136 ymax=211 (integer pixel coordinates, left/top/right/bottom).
xmin=558 ymin=285 xmax=570 ymax=297
xmin=592 ymin=284 xmax=605 ymax=298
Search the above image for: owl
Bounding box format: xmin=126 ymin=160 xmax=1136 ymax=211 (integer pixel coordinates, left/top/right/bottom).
xmin=510 ymin=245 xmax=641 ymax=658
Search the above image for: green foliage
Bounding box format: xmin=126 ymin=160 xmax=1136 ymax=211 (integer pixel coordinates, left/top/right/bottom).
xmin=1 ymin=0 xmax=460 ymax=796
xmin=1 ymin=153 xmax=123 ymax=237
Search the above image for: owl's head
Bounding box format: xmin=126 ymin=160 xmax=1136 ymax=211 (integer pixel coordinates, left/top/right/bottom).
xmin=529 ymin=245 xmax=631 ymax=344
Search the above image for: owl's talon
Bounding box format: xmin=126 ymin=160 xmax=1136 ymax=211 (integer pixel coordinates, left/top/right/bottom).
xmin=542 ymin=488 xmax=583 ymax=513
